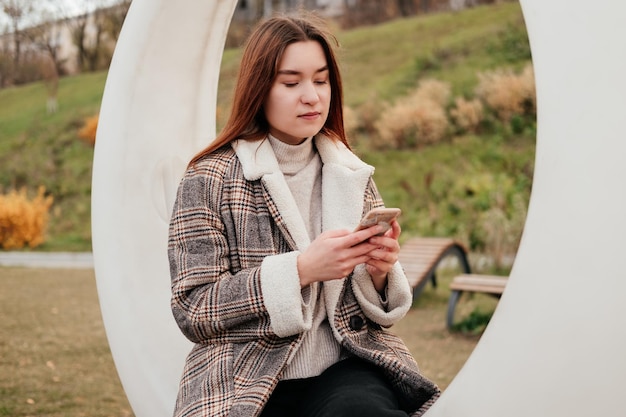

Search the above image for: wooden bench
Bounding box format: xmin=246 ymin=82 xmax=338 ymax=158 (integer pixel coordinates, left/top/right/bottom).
xmin=446 ymin=274 xmax=508 ymax=330
xmin=398 ymin=237 xmax=471 ymax=301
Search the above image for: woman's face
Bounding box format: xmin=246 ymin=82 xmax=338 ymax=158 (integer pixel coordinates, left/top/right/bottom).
xmin=264 ymin=40 xmax=331 ymax=145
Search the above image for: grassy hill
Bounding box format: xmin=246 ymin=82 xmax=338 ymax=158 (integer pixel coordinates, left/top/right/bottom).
xmin=0 ymin=1 xmax=533 ymax=263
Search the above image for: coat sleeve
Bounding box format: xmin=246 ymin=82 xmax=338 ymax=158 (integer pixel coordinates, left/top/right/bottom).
xmin=168 ymin=164 xmax=309 ymax=343
xmin=350 ymin=179 xmax=413 ymax=327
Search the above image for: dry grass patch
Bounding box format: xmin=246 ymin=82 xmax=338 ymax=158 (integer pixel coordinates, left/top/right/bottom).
xmin=0 ymin=267 xmax=133 ymax=417
xmin=0 ymin=267 xmax=493 ymax=415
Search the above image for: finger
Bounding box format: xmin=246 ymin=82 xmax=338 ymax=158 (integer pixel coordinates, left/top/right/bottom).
xmin=385 ymin=220 xmax=401 ymax=240
xmin=367 ymin=235 xmax=400 ymax=253
xmin=349 ymin=241 xmax=380 ymax=258
xmin=346 ymin=225 xmax=385 ymax=247
xmin=367 ymin=247 xmax=398 ymax=264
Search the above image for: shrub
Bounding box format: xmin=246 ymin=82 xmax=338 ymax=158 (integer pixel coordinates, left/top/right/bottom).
xmin=357 ymin=95 xmax=384 ymax=135
xmin=78 ymin=115 xmax=99 ymax=146
xmin=475 ymin=63 xmax=535 ymax=123
xmin=0 ymin=187 xmax=54 ymax=250
xmin=519 ymin=63 xmax=536 ymax=113
xmin=374 ymin=79 xmax=451 ymax=149
xmin=449 ymin=97 xmax=484 ymax=133
xmin=440 ymin=169 xmax=529 ymax=258
xmin=451 ymin=309 xmax=493 ymax=335
xmin=409 ymin=78 xmax=451 ymax=107
xmin=374 ymin=101 xmax=414 ymax=149
xmin=480 ymin=192 xmax=527 ymax=269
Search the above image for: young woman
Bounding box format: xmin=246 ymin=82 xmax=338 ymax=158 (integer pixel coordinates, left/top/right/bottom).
xmin=168 ymin=13 xmax=440 ymax=417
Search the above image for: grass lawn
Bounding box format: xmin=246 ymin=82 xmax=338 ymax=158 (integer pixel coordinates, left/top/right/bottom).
xmin=0 ymin=266 xmax=499 ymax=416
xmin=0 ymin=268 xmax=133 ymax=417
xmin=0 ymin=2 xmax=532 ymax=253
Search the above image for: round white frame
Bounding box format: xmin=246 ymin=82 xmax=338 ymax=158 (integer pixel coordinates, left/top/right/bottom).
xmin=92 ymin=1 xmax=626 ymax=416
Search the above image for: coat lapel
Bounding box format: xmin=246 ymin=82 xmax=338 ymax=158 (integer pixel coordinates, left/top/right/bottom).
xmin=232 ymin=138 xmax=311 ymax=251
xmin=314 ymin=137 xmax=375 ymax=320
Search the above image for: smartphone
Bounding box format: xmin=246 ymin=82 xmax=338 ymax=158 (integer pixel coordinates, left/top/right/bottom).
xmin=354 ymin=208 xmax=401 ymax=235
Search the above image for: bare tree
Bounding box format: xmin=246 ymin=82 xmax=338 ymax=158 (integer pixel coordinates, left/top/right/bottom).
xmin=67 ymin=11 xmax=88 ymax=71
xmin=83 ymin=7 xmax=104 ymax=71
xmin=1 ymin=0 xmax=35 ymax=82
xmin=23 ymin=15 xmax=66 ymax=76
xmin=0 ymin=43 xmax=11 ymax=86
xmin=67 ymin=0 xmax=128 ymax=72
xmin=396 ymin=0 xmax=416 ymax=16
xmin=101 ymin=0 xmax=130 ymax=42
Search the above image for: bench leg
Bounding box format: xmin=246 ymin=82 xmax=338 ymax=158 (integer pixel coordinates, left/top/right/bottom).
xmin=446 ymin=290 xmax=462 ymax=330
xmin=412 ymin=276 xmax=430 ymax=302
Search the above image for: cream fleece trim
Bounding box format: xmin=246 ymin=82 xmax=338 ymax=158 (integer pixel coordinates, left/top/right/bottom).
xmin=260 ymin=251 xmax=313 ymax=338
xmin=261 ymin=171 xmax=311 ymax=251
xmin=232 ymin=135 xmax=373 ymax=179
xmin=351 ymin=263 xmax=412 ymax=327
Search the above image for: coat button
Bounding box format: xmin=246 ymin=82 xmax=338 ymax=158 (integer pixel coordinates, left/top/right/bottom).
xmin=349 ymin=315 xmax=364 ymax=331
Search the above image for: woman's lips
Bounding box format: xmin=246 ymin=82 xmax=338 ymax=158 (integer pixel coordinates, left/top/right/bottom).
xmin=299 ymin=112 xmax=321 ymax=120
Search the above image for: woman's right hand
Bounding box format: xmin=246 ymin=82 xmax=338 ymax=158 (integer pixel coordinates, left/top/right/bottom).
xmin=297 ymin=225 xmax=385 ymax=287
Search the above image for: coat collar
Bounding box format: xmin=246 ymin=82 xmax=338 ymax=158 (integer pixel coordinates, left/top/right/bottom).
xmin=231 ymin=135 xmax=372 ymax=180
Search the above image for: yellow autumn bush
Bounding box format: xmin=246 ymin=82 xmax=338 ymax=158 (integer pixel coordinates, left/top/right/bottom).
xmin=78 ymin=115 xmax=99 ymax=146
xmin=475 ymin=63 xmax=535 ymax=122
xmin=450 ymin=97 xmax=484 ymax=133
xmin=375 ymin=79 xmax=451 ymax=149
xmin=357 ymin=95 xmax=384 ymax=135
xmin=0 ymin=187 xmax=54 ymax=249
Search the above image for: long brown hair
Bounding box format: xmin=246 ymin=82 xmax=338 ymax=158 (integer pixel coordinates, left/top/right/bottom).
xmin=190 ymin=13 xmax=348 ymax=165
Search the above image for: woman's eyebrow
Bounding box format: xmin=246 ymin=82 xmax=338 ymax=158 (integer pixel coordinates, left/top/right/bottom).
xmin=277 ymin=66 xmax=329 ymax=75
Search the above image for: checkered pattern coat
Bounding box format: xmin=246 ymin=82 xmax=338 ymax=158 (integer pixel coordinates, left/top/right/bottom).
xmin=168 ymin=136 xmax=440 ymax=417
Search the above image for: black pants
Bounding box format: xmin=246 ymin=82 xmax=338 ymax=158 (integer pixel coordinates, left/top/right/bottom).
xmin=260 ymin=357 xmax=409 ymax=417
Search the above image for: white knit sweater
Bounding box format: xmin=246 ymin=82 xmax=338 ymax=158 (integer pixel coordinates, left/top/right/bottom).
xmin=268 ymin=134 xmax=344 ymax=380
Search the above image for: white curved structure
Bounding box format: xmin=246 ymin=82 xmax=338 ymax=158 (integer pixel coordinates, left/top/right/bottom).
xmin=92 ymin=1 xmax=626 ymax=416
xmin=92 ymin=2 xmax=237 ymax=416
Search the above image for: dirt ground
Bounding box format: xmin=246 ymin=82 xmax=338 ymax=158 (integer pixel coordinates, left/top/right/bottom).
xmin=0 ymin=266 xmax=492 ymax=416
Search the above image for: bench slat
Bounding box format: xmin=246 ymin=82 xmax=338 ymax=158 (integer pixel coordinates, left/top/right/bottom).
xmin=450 ymin=274 xmax=507 ymax=294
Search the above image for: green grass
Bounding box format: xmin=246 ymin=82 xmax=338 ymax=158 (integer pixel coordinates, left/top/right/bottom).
xmin=0 ymin=2 xmax=531 ymax=253
xmin=338 ymin=3 xmax=528 ymax=104
xmin=218 ymin=3 xmax=529 ymax=115
xmin=0 ymin=71 xmax=107 ymax=144
xmin=0 ymin=72 xmax=108 ymax=251
xmin=362 ymin=132 xmax=535 ymax=254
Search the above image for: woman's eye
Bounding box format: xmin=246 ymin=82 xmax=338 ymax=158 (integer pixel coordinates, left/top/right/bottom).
xmin=283 ymin=82 xmax=298 ymax=87
xmin=314 ymin=79 xmax=328 ymax=85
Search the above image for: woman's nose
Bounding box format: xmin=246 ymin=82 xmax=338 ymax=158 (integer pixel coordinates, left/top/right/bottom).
xmin=301 ymin=82 xmax=320 ymax=104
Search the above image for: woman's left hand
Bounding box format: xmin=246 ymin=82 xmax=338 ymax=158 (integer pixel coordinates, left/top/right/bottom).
xmin=364 ymin=220 xmax=401 ymax=292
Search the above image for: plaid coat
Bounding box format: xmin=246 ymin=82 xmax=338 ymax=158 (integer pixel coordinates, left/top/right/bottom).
xmin=168 ymin=136 xmax=440 ymax=417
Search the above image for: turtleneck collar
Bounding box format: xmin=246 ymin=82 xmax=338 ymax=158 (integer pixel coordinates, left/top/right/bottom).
xmin=267 ymin=134 xmax=316 ymax=175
